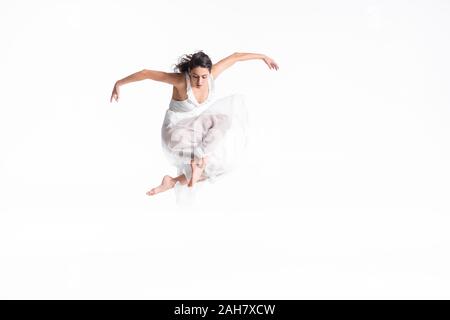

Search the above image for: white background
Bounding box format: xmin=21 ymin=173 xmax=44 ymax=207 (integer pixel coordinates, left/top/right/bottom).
xmin=1 ymin=0 xmax=449 ymax=299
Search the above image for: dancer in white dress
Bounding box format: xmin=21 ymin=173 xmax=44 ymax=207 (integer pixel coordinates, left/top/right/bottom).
xmin=110 ymin=51 xmax=279 ymax=197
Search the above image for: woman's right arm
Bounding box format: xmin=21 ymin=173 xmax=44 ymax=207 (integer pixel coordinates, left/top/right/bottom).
xmin=116 ymin=69 xmax=148 ymax=86
xmin=110 ymin=69 xmax=146 ymax=103
xmin=110 ymin=69 xmax=181 ymax=102
xmin=118 ymin=69 xmax=181 ymax=86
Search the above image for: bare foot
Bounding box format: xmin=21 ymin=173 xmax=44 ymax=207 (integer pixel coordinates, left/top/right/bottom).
xmin=146 ymin=175 xmax=177 ymax=196
xmin=188 ymin=157 xmax=208 ymax=187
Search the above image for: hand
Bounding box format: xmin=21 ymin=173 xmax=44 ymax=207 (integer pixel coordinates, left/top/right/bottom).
xmin=263 ymin=55 xmax=279 ymax=70
xmin=110 ymin=81 xmax=121 ymax=103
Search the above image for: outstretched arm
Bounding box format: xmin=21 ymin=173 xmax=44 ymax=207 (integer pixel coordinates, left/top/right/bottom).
xmin=212 ymin=52 xmax=279 ymax=80
xmin=110 ymin=69 xmax=180 ymax=103
xmin=110 ymin=70 xmax=148 ymax=103
xmin=117 ymin=69 xmax=180 ymax=86
xmin=234 ymin=52 xmax=279 ymax=70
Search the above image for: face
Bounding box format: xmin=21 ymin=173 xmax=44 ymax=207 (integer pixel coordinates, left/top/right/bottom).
xmin=189 ymin=67 xmax=210 ymax=88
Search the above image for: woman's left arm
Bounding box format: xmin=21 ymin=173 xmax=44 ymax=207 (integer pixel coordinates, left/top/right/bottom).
xmin=234 ymin=52 xmax=279 ymax=70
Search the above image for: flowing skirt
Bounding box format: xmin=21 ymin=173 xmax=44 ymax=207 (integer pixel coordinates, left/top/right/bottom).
xmin=161 ymin=94 xmax=248 ymax=185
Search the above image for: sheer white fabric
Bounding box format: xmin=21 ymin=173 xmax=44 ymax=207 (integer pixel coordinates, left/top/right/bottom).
xmin=160 ymin=71 xmax=248 ymax=204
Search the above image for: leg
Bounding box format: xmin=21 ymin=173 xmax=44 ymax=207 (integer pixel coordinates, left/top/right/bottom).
xmin=146 ymin=171 xmax=209 ymax=196
xmin=146 ymin=174 xmax=186 ymax=196
xmin=187 ymin=114 xmax=229 ymax=188
xmin=199 ymin=114 xmax=231 ymax=156
xmin=188 ymin=156 xmax=208 ymax=187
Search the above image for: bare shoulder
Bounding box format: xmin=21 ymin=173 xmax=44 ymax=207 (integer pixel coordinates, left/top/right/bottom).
xmin=170 ymin=72 xmax=185 ymax=87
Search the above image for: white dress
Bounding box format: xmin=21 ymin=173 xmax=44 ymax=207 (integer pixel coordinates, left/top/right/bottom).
xmin=161 ymin=71 xmax=248 ymax=198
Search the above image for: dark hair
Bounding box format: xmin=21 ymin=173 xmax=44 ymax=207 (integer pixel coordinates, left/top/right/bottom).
xmin=173 ymin=50 xmax=212 ymax=74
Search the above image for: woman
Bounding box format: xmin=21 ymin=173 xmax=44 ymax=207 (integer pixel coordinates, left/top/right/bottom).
xmin=110 ymin=51 xmax=279 ymax=197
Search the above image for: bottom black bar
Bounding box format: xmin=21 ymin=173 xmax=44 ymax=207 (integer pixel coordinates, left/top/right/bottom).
xmin=1 ymin=300 xmax=448 ymax=319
